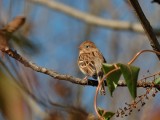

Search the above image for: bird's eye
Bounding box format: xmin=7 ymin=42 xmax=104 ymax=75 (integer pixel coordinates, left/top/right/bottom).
xmin=86 ymin=45 xmax=89 ymax=48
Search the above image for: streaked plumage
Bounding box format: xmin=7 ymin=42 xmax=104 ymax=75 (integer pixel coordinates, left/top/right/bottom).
xmin=78 ymin=40 xmax=106 ymax=95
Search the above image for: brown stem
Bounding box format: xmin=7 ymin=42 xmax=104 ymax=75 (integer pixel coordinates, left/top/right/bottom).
xmin=94 ymin=49 xmax=160 ymax=118
xmin=94 ymin=67 xmax=120 ymax=119
xmin=139 ymin=71 xmax=160 ymax=81
xmin=128 ymin=50 xmax=160 ymax=65
xmin=1 ymin=48 xmax=160 ymax=88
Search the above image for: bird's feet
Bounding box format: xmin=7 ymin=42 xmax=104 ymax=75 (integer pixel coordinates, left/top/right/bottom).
xmin=100 ymin=89 xmax=106 ymax=95
xmin=99 ymin=85 xmax=106 ymax=95
xmin=83 ymin=76 xmax=88 ymax=84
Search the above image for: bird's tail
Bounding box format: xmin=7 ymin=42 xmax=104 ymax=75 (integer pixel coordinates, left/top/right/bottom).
xmin=98 ymin=76 xmax=106 ymax=95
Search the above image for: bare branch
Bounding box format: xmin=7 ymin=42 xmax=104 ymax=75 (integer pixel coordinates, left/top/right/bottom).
xmin=31 ymin=0 xmax=160 ymax=35
xmin=1 ymin=48 xmax=160 ymax=89
xmin=2 ymin=48 xmax=87 ymax=85
xmin=128 ymin=0 xmax=160 ymax=60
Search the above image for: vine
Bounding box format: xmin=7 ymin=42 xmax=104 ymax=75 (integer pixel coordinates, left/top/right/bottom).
xmin=94 ymin=50 xmax=160 ymax=120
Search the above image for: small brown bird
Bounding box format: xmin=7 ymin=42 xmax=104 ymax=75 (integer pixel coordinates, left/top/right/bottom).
xmin=78 ymin=40 xmax=106 ymax=95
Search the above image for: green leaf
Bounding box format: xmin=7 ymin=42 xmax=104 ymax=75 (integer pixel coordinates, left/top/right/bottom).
xmin=98 ymin=107 xmax=104 ymax=116
xmin=154 ymin=77 xmax=160 ymax=91
xmin=102 ymin=63 xmax=121 ymax=96
xmin=118 ymin=63 xmax=140 ymax=99
xmin=98 ymin=108 xmax=115 ymax=120
xmin=155 ymin=77 xmax=160 ymax=85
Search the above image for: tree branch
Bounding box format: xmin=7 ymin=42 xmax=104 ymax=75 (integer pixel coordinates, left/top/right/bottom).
xmin=128 ymin=0 xmax=160 ymax=60
xmin=31 ymin=0 xmax=160 ymax=35
xmin=1 ymin=48 xmax=160 ymax=89
xmin=2 ymin=48 xmax=87 ymax=85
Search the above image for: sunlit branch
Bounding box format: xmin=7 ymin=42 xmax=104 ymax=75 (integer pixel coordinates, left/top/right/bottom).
xmin=31 ymin=0 xmax=160 ymax=35
xmin=1 ymin=47 xmax=160 ymax=89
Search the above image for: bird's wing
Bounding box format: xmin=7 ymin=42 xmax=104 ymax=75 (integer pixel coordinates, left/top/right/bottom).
xmin=78 ymin=53 xmax=96 ymax=76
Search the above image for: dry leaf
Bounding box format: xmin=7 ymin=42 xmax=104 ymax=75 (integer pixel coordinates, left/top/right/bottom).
xmin=2 ymin=16 xmax=26 ymax=33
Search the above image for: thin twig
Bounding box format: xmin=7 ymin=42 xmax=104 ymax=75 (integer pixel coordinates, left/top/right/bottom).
xmin=2 ymin=48 xmax=87 ymax=85
xmin=128 ymin=50 xmax=160 ymax=65
xmin=1 ymin=48 xmax=160 ymax=89
xmin=139 ymin=71 xmax=160 ymax=81
xmin=94 ymin=67 xmax=120 ymax=119
xmin=94 ymin=49 xmax=160 ymax=119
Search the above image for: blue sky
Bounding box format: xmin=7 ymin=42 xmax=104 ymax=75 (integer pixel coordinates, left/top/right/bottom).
xmin=1 ymin=0 xmax=160 ymax=119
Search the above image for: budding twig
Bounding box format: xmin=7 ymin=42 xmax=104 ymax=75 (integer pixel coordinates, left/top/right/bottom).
xmin=95 ymin=50 xmax=160 ymax=119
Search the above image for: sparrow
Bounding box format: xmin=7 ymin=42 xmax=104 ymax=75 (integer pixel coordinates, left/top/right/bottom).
xmin=78 ymin=40 xmax=106 ymax=95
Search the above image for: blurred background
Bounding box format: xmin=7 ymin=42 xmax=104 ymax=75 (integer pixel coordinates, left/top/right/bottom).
xmin=0 ymin=0 xmax=160 ymax=120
